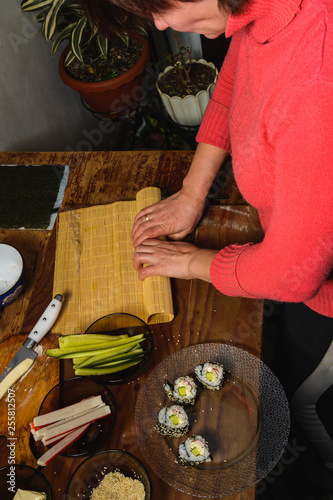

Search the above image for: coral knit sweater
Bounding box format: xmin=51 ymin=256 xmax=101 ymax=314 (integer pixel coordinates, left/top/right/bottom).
xmin=197 ymin=0 xmax=333 ymax=317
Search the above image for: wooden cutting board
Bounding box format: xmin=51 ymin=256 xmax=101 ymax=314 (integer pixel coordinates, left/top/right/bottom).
xmin=0 ymin=333 xmax=59 ymax=468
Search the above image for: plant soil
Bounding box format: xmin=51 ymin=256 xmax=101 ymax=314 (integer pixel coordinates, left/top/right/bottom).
xmin=158 ymin=62 xmax=216 ymax=98
xmin=65 ymin=38 xmax=143 ymax=82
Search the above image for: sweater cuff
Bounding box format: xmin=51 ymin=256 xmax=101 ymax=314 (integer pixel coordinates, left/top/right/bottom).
xmin=210 ymin=243 xmax=256 ymax=297
xmin=196 ymin=99 xmax=231 ymax=153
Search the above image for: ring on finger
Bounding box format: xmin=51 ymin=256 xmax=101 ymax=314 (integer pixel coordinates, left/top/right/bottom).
xmin=145 ymin=215 xmax=149 ymax=222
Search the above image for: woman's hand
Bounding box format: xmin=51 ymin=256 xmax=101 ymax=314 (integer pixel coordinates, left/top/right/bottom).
xmin=133 ymin=239 xmax=218 ymax=281
xmin=131 ymin=188 xmax=206 ymax=247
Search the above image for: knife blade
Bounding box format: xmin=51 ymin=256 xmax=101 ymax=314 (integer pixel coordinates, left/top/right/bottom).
xmin=0 ymin=294 xmax=63 ymax=399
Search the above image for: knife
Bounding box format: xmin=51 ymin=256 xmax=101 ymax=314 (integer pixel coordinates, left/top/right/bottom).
xmin=0 ymin=294 xmax=63 ymax=400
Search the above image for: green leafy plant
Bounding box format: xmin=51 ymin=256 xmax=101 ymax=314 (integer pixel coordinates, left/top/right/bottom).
xmin=21 ymin=0 xmax=131 ymax=66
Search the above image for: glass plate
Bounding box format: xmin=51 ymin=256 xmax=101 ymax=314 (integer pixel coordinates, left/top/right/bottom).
xmin=135 ymin=343 xmax=290 ymax=498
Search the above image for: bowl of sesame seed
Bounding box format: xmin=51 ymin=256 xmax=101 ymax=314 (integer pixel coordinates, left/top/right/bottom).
xmin=66 ymin=449 xmax=152 ymax=500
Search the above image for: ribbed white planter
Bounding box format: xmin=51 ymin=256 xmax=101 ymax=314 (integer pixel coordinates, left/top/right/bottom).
xmin=156 ymin=59 xmax=217 ymax=127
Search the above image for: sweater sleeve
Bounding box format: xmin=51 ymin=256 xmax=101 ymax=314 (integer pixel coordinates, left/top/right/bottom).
xmin=210 ymin=79 xmax=333 ymax=307
xmin=196 ymin=36 xmax=241 ymax=152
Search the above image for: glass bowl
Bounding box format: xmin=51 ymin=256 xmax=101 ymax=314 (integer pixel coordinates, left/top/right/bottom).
xmin=0 ymin=464 xmax=53 ymax=499
xmin=29 ymin=376 xmax=116 ymax=460
xmin=66 ymin=449 xmax=152 ymax=499
xmin=82 ymin=312 xmax=154 ymax=384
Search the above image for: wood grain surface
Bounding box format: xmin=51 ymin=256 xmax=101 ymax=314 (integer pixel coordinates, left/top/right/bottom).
xmin=0 ymin=151 xmax=263 ymax=500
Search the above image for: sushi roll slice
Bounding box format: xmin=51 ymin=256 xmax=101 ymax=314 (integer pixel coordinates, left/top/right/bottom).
xmin=164 ymin=376 xmax=197 ymax=405
xmin=177 ymin=435 xmax=211 ymax=466
xmin=155 ymin=405 xmax=190 ymax=437
xmin=195 ymin=362 xmax=224 ymax=390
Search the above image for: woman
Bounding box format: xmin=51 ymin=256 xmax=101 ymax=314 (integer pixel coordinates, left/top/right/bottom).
xmin=81 ymin=0 xmax=333 ymax=482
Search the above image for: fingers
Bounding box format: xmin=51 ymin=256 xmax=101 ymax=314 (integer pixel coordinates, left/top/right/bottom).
xmin=132 ymin=206 xmax=156 ymax=235
xmin=132 ymin=208 xmax=155 ymax=246
xmin=133 ymin=244 xmax=159 ymax=272
xmin=133 ymin=239 xmax=171 ymax=273
xmin=133 ymin=239 xmax=199 ymax=281
xmin=131 ymin=190 xmax=198 ymax=246
xmin=132 ymin=206 xmax=170 ymax=246
xmin=132 ymin=224 xmax=167 ymax=248
xmin=133 ymin=244 xmax=162 ymax=279
xmin=132 ymin=197 xmax=180 ymax=246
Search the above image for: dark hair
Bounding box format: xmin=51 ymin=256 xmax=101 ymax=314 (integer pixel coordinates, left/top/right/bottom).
xmin=78 ymin=0 xmax=248 ymax=39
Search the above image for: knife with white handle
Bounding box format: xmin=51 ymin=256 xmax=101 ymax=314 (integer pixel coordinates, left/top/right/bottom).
xmin=0 ymin=294 xmax=63 ymax=399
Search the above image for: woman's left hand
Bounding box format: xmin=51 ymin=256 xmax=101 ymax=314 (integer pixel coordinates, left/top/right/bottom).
xmin=133 ymin=239 xmax=218 ymax=281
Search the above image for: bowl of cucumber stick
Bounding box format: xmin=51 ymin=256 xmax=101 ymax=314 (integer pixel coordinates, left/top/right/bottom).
xmin=47 ymin=313 xmax=153 ymax=384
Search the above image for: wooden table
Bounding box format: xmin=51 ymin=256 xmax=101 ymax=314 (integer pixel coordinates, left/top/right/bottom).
xmin=0 ymin=151 xmax=264 ymax=500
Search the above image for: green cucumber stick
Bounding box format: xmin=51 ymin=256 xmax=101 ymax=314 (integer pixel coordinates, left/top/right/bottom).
xmin=93 ymin=354 xmax=144 ymax=369
xmin=46 ymin=348 xmax=68 ymax=358
xmin=51 ymin=333 xmax=145 ymax=357
xmin=74 ymin=343 xmax=142 ymax=369
xmin=71 ymin=337 xmax=145 ymax=364
xmin=84 ymin=349 xmax=144 ymax=368
xmin=59 ymin=333 xmax=129 ymax=348
xmin=93 ymin=356 xmax=144 ymax=369
xmin=57 ymin=336 xmax=145 ymax=359
xmin=46 ymin=342 xmax=118 ymax=357
xmin=74 ymin=357 xmax=144 ymax=376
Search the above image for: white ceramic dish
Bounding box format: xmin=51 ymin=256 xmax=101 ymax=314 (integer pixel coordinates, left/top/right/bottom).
xmin=0 ymin=243 xmax=26 ymax=307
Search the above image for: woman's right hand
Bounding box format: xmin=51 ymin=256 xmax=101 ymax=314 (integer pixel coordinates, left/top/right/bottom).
xmin=131 ymin=188 xmax=206 ymax=247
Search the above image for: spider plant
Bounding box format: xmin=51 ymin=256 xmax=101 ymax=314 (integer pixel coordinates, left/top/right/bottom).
xmin=21 ymin=0 xmax=128 ymax=66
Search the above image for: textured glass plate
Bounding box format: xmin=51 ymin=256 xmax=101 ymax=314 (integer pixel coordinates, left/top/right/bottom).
xmin=135 ymin=343 xmax=290 ymax=498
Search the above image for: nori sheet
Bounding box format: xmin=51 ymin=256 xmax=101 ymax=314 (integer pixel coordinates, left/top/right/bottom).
xmin=0 ymin=164 xmax=65 ymax=229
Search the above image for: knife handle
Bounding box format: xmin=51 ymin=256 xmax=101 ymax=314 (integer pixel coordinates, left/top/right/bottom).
xmin=25 ymin=294 xmax=63 ymax=346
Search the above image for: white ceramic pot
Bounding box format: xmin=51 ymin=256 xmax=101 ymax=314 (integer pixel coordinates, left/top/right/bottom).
xmin=156 ymin=59 xmax=217 ymax=127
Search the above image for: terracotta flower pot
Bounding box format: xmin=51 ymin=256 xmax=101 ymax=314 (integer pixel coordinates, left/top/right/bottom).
xmin=156 ymin=59 xmax=217 ymax=127
xmin=58 ymin=37 xmax=150 ymax=117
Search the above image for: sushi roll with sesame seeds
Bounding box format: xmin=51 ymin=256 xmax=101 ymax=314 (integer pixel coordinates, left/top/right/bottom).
xmin=155 ymin=405 xmax=190 ymax=437
xmin=164 ymin=376 xmax=197 ymax=405
xmin=195 ymin=362 xmax=224 ymax=390
xmin=177 ymin=435 xmax=211 ymax=466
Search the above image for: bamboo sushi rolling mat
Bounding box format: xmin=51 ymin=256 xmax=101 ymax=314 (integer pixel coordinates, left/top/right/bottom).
xmin=52 ymin=186 xmax=174 ymax=334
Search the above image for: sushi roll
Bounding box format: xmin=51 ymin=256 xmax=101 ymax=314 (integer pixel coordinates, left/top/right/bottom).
xmin=195 ymin=362 xmax=224 ymax=390
xmin=155 ymin=405 xmax=190 ymax=437
xmin=177 ymin=435 xmax=211 ymax=466
xmin=164 ymin=376 xmax=197 ymax=405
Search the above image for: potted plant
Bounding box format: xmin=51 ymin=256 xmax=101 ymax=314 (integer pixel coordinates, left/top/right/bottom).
xmin=156 ymin=32 xmax=217 ymax=127
xmin=21 ymin=0 xmax=150 ymax=117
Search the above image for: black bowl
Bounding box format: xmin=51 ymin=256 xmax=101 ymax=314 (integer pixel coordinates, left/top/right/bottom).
xmin=30 ymin=376 xmax=116 ymax=460
xmin=82 ymin=312 xmax=154 ymax=384
xmin=0 ymin=464 xmax=53 ymax=499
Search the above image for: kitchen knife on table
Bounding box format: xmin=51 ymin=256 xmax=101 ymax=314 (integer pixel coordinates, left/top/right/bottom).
xmin=0 ymin=294 xmax=63 ymax=400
